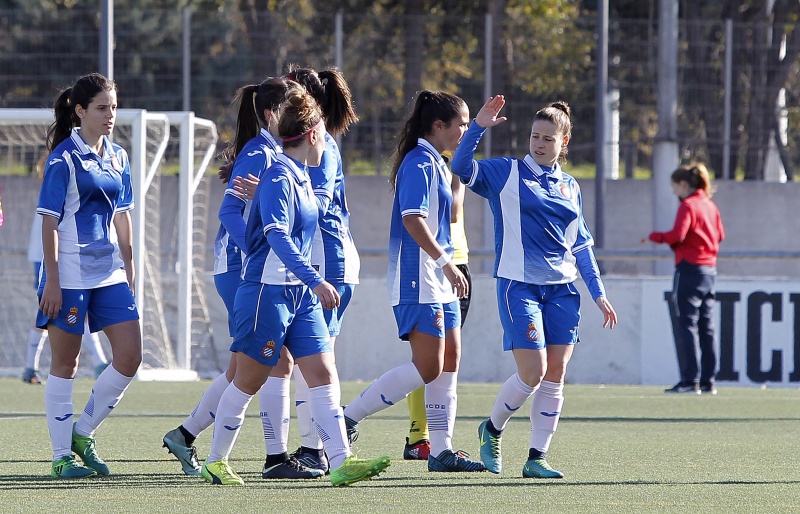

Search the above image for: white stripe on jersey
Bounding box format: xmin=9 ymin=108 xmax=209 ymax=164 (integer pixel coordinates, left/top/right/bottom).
xmin=497 ymin=160 xmax=525 ymax=281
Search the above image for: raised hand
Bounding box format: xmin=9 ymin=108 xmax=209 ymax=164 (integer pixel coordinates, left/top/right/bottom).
xmin=475 ymin=95 xmax=508 ymax=128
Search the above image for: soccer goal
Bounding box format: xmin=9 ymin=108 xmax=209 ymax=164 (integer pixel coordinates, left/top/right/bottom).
xmin=0 ymin=108 xmax=221 ymax=381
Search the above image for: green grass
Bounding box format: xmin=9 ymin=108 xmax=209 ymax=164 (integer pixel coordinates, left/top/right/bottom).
xmin=2 ymin=380 xmax=799 ymax=513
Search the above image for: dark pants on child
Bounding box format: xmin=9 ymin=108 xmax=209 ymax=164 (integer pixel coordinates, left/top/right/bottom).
xmin=668 ymin=261 xmax=717 ymax=385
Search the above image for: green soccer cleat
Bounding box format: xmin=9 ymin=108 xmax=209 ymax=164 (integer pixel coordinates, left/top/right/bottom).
xmin=51 ymin=454 xmax=97 ymax=479
xmin=329 ymin=455 xmax=391 ymax=487
xmin=163 ymin=428 xmax=202 ymax=476
xmin=201 ymin=460 xmax=244 ymax=485
xmin=478 ymin=419 xmax=502 ymax=474
xmin=72 ymin=426 xmax=110 ymax=475
xmin=522 ymin=458 xmax=564 ymax=479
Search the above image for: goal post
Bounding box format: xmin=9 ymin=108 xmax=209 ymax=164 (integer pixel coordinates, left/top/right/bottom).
xmin=0 ymin=108 xmax=220 ymax=381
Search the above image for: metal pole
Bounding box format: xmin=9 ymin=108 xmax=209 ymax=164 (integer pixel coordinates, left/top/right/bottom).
xmin=594 ymin=0 xmax=608 ymax=254
xmin=182 ymin=7 xmax=191 ymax=112
xmin=482 ymin=13 xmax=494 ymax=273
xmin=723 ymin=19 xmax=732 ymax=179
xmin=99 ymin=0 xmax=113 ymax=79
xmin=652 ymin=0 xmax=680 ymax=275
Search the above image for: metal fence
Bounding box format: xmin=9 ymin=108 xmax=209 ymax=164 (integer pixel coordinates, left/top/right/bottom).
xmin=1 ymin=6 xmax=798 ymax=179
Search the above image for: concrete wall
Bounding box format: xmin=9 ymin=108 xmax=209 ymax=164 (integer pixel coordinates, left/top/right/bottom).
xmin=3 ymin=175 xmax=800 ymax=383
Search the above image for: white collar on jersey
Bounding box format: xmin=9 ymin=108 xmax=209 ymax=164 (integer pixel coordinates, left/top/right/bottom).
xmin=260 ymin=127 xmax=282 ymax=153
xmin=523 ymin=154 xmax=563 ymax=181
xmin=417 ymin=138 xmax=447 ymax=167
xmin=70 ymin=128 xmax=114 ymax=159
xmin=273 ymin=152 xmax=309 ymax=183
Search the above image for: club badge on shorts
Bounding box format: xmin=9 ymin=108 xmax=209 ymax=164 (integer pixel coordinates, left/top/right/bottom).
xmin=527 ymin=322 xmax=540 ymax=342
xmin=261 ymin=340 xmax=276 ymax=359
xmin=65 ymin=307 xmax=79 ymax=326
xmin=434 ymin=310 xmax=444 ymax=329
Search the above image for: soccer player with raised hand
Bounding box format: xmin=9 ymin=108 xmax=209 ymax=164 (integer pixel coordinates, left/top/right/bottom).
xmin=451 ymin=96 xmax=617 ymax=479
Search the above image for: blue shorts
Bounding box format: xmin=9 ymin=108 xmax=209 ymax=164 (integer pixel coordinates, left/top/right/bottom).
xmin=392 ymin=300 xmax=461 ymax=341
xmin=214 ymin=270 xmax=241 ymax=336
xmin=497 ymin=278 xmax=580 ymax=351
xmin=230 ymin=281 xmax=332 ymax=367
xmin=323 ymin=283 xmax=355 ymax=337
xmin=36 ymin=282 xmax=139 ymax=334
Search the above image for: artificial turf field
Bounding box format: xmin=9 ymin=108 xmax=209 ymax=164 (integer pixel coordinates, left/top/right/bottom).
xmin=1 ymin=378 xmax=799 ymax=513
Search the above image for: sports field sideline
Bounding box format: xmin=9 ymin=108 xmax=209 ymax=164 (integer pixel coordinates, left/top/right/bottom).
xmin=1 ymin=379 xmax=799 ymax=513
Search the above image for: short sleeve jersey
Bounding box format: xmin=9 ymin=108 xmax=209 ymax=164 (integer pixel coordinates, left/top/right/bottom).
xmin=213 ymin=129 xmax=281 ymax=275
xmin=387 ymin=138 xmax=457 ymax=306
xmin=307 ymin=133 xmax=360 ymax=284
xmin=241 ymin=153 xmax=322 ymax=287
xmin=36 ymin=128 xmax=133 ymax=289
xmin=452 ymin=122 xmax=595 ymax=285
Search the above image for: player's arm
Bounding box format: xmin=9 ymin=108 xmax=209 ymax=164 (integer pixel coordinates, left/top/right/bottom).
xmin=114 ymin=210 xmax=135 ymax=291
xmin=403 ymin=215 xmax=468 ymax=298
xmin=39 ymin=214 xmax=61 ymax=318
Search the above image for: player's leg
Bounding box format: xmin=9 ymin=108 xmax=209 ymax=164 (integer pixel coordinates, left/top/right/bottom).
xmin=80 ymin=319 xmax=109 ymax=378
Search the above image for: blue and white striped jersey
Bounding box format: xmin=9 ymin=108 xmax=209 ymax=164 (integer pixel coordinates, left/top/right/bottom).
xmin=241 ymin=153 xmax=323 ymax=288
xmin=213 ymin=129 xmax=281 ymax=275
xmin=308 ymin=133 xmax=360 ymax=284
xmin=452 ymin=122 xmax=602 ymax=295
xmin=387 ymin=138 xmax=457 ymax=306
xmin=36 ymin=128 xmax=133 ymax=289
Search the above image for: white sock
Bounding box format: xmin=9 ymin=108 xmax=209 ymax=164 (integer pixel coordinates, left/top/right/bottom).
xmin=26 ymin=327 xmax=47 ymax=370
xmin=309 ymin=382 xmax=350 ymax=470
xmin=45 ymin=376 xmax=74 ymax=460
xmin=529 ymin=380 xmax=564 ymax=454
xmin=490 ymin=373 xmax=535 ymax=431
xmin=74 ymin=365 xmax=133 ymax=437
xmin=81 ymin=321 xmax=108 ymax=366
xmin=294 ymin=368 xmax=322 ymax=449
xmin=208 ymin=383 xmax=253 ymax=464
xmin=425 ymin=371 xmax=457 ymax=456
xmin=183 ymin=372 xmax=230 ymax=437
xmin=259 ymin=376 xmax=290 ymax=455
xmin=344 ymin=362 xmax=424 ymax=422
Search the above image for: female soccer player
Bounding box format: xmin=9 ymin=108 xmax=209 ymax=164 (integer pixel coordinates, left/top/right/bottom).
xmin=451 ymin=96 xmax=618 ymax=479
xmin=200 ymin=87 xmax=390 ymax=486
xmin=342 ymin=90 xmax=485 ymax=473
xmin=264 ymin=66 xmax=361 ymax=476
xmin=161 ymin=77 xmax=322 ymax=478
xmin=648 ymin=163 xmax=724 ymax=395
xmin=37 ymin=72 xmax=142 ymax=479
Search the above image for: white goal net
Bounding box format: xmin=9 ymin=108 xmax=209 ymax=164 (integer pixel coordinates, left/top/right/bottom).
xmin=0 ymin=109 xmax=224 ymax=380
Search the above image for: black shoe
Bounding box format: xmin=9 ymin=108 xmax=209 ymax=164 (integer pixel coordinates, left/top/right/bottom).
xmin=664 ymin=382 xmax=700 ymax=394
xmin=291 ymin=446 xmax=329 ymax=474
xmin=262 ymin=456 xmax=324 ymax=479
xmin=699 ymin=383 xmax=717 ymax=395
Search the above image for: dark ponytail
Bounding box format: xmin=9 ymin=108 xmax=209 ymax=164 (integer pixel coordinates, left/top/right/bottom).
xmin=226 ymin=77 xmax=293 ymax=161
xmin=389 ymin=90 xmax=466 ymax=189
xmin=286 ymin=66 xmax=358 ymax=138
xmin=46 ymin=72 xmax=116 ymax=152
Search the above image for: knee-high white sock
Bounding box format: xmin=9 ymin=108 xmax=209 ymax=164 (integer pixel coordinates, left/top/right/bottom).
xmin=183 ymin=372 xmax=230 ymax=437
xmin=425 ymin=371 xmax=458 ymax=456
xmin=529 ymin=380 xmax=564 ymax=454
xmin=490 ymin=373 xmax=535 ymax=432
xmin=344 ymin=362 xmax=425 ymax=422
xmin=259 ymin=376 xmax=290 ymax=455
xmin=74 ymin=365 xmax=133 ymax=437
xmin=81 ymin=321 xmax=108 ymax=366
xmin=208 ymin=383 xmax=253 ymax=464
xmin=309 ymin=382 xmax=350 ymax=470
xmin=45 ymin=376 xmax=74 ymax=460
xmin=26 ymin=328 xmax=47 ymax=370
xmin=294 ymin=368 xmax=322 ymax=449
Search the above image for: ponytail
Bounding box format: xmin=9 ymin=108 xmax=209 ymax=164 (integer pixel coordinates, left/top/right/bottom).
xmin=225 ymin=77 xmax=293 ymax=161
xmin=671 ymin=163 xmax=714 ymax=197
xmin=46 ymin=72 xmax=116 ymax=152
xmin=389 ymin=90 xmax=465 ymax=189
xmin=286 ymin=66 xmax=358 ymax=138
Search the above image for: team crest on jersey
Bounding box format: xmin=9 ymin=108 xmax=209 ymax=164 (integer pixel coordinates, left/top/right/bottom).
xmin=261 ymin=340 xmax=276 ymax=359
xmin=527 ymin=322 xmax=539 ymax=342
xmin=559 ymin=182 xmax=572 ymax=199
xmin=434 ymin=310 xmax=444 ymax=329
xmin=65 ymin=307 xmax=80 ymax=326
